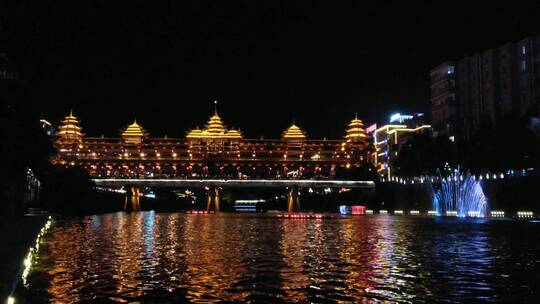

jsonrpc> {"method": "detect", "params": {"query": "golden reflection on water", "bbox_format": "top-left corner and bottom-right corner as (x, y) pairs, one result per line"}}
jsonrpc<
(279, 218), (309, 302)
(21, 213), (530, 303)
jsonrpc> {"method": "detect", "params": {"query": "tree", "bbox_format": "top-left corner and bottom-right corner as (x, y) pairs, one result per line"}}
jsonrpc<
(461, 116), (539, 173)
(0, 74), (53, 215)
(394, 133), (456, 176)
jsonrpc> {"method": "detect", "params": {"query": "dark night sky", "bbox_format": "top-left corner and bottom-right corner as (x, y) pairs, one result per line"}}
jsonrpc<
(2, 1), (540, 138)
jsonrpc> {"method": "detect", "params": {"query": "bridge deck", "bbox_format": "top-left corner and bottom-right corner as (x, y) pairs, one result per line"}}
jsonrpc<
(92, 178), (375, 188)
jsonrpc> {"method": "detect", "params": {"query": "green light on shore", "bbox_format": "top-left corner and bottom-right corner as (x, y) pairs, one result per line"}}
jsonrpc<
(22, 216), (53, 287)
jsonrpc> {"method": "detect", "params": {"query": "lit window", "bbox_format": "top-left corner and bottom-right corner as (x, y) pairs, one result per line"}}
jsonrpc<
(522, 46), (526, 55)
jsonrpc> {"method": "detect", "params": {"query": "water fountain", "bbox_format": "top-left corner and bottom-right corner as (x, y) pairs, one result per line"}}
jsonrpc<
(429, 168), (488, 217)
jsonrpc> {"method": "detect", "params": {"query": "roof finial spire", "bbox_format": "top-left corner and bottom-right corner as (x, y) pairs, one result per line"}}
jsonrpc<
(355, 112), (358, 119)
(214, 100), (218, 115)
(134, 117), (137, 124)
(70, 109), (73, 117)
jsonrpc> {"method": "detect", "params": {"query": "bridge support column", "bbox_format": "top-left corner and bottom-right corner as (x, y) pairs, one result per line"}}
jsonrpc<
(206, 187), (220, 212)
(287, 187), (300, 212)
(124, 186), (141, 212)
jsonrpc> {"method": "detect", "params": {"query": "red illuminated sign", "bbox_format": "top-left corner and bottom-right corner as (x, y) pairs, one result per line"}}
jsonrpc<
(351, 205), (366, 215)
(366, 124), (377, 133)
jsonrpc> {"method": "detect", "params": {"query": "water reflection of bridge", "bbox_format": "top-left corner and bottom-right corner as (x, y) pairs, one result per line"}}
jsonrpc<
(93, 178), (375, 212)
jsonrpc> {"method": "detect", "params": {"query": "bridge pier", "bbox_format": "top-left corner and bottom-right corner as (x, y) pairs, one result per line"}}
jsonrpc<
(206, 186), (220, 212)
(287, 187), (300, 212)
(124, 186), (141, 212)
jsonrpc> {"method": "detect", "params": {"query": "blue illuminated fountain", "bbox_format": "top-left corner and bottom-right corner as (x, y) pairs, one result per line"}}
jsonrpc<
(429, 168), (488, 217)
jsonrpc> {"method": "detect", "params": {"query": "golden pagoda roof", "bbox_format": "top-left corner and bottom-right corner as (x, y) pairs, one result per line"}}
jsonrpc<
(345, 115), (367, 140)
(61, 110), (80, 125)
(57, 110), (83, 140)
(206, 113), (226, 134)
(186, 128), (205, 139)
(282, 123), (306, 140)
(223, 128), (243, 139)
(122, 120), (148, 138)
(186, 106), (243, 140)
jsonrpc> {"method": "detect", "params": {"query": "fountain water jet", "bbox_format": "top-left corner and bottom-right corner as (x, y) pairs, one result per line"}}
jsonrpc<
(429, 168), (488, 217)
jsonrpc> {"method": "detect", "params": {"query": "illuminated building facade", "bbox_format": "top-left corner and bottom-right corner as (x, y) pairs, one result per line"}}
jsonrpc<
(53, 108), (371, 179)
(373, 113), (431, 179)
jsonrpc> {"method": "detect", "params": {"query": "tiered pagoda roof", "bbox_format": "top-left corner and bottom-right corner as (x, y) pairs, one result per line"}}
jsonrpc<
(57, 110), (83, 142)
(121, 120), (148, 144)
(186, 110), (243, 140)
(55, 105), (370, 146)
(282, 123), (306, 141)
(345, 115), (367, 142)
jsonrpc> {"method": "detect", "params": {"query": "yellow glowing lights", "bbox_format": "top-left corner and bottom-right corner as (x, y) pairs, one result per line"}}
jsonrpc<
(186, 110), (243, 140)
(282, 123), (306, 141)
(517, 211), (533, 218)
(121, 120), (148, 144)
(490, 211), (505, 217)
(345, 115), (367, 141)
(57, 111), (83, 142)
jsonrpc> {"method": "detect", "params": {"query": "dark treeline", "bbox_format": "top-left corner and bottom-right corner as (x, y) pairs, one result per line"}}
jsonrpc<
(0, 72), (97, 215)
(1, 76), (51, 215)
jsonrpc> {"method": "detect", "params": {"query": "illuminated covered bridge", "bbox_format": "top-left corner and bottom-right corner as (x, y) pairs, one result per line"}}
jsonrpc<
(52, 104), (375, 211)
(53, 106), (373, 179)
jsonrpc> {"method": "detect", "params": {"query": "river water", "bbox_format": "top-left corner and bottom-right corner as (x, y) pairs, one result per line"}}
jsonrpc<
(17, 212), (540, 303)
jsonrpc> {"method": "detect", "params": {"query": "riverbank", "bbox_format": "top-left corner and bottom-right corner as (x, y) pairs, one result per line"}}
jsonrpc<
(0, 214), (49, 302)
(374, 176), (540, 212)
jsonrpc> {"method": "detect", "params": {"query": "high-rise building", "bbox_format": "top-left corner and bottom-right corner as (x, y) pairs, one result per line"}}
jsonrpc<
(431, 33), (540, 140)
(430, 62), (456, 138)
